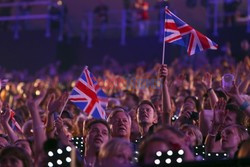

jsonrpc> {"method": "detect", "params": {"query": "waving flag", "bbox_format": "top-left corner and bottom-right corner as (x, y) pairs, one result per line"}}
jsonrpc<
(164, 7), (218, 55)
(10, 109), (23, 134)
(69, 67), (108, 119)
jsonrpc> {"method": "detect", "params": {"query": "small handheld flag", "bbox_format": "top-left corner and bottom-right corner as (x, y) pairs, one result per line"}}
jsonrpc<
(69, 67), (108, 119)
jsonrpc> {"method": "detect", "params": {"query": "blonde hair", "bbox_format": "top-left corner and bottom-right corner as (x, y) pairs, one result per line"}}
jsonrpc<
(99, 138), (132, 160)
(107, 107), (131, 125)
(179, 124), (203, 145)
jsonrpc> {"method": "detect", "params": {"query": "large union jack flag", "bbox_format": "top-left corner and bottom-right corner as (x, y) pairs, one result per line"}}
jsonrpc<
(69, 67), (108, 119)
(164, 7), (218, 55)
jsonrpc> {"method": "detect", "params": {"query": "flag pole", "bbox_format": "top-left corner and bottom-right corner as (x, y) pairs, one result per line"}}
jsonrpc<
(59, 98), (69, 117)
(161, 6), (167, 65)
(162, 37), (166, 65)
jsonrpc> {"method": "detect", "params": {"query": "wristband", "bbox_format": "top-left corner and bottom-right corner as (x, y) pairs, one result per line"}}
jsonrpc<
(240, 101), (250, 111)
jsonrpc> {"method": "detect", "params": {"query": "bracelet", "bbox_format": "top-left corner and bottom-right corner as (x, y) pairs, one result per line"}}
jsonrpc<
(240, 101), (250, 111)
(207, 88), (213, 94)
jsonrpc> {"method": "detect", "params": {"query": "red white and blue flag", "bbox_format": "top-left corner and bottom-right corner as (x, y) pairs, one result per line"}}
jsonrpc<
(164, 7), (218, 55)
(69, 67), (108, 119)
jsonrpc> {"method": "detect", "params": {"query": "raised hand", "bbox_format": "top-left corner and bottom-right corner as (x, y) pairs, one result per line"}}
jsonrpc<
(225, 82), (239, 98)
(159, 64), (169, 81)
(47, 92), (68, 115)
(212, 98), (227, 126)
(55, 117), (64, 132)
(0, 104), (11, 124)
(26, 88), (47, 111)
(202, 72), (212, 89)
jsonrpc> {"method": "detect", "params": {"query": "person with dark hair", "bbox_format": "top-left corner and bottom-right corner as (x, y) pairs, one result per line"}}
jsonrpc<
(121, 90), (140, 111)
(136, 100), (157, 137)
(83, 119), (111, 167)
(0, 146), (33, 167)
(173, 95), (201, 128)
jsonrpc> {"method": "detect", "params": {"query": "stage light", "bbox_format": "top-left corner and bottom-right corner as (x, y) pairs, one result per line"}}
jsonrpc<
(154, 159), (160, 165)
(48, 162), (53, 167)
(167, 150), (173, 156)
(165, 158), (171, 164)
(57, 159), (62, 165)
(156, 151), (162, 157)
(66, 146), (72, 152)
(176, 158), (182, 163)
(57, 149), (63, 154)
(48, 151), (53, 157)
(66, 157), (71, 163)
(178, 149), (184, 155)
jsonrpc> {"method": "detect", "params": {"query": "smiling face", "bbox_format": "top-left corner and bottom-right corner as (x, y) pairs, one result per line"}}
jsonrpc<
(85, 123), (110, 151)
(111, 111), (131, 139)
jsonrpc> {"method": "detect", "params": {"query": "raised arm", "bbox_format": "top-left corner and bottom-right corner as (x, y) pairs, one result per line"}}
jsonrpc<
(26, 92), (47, 161)
(205, 98), (227, 152)
(238, 74), (250, 94)
(159, 64), (172, 125)
(202, 72), (218, 108)
(226, 82), (250, 117)
(46, 93), (68, 138)
(0, 102), (18, 143)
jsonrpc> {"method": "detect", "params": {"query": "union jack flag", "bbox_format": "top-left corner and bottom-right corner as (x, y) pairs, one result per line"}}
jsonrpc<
(164, 7), (218, 55)
(69, 67), (108, 119)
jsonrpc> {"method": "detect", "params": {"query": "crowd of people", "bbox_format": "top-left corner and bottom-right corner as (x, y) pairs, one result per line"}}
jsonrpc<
(0, 52), (249, 166)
